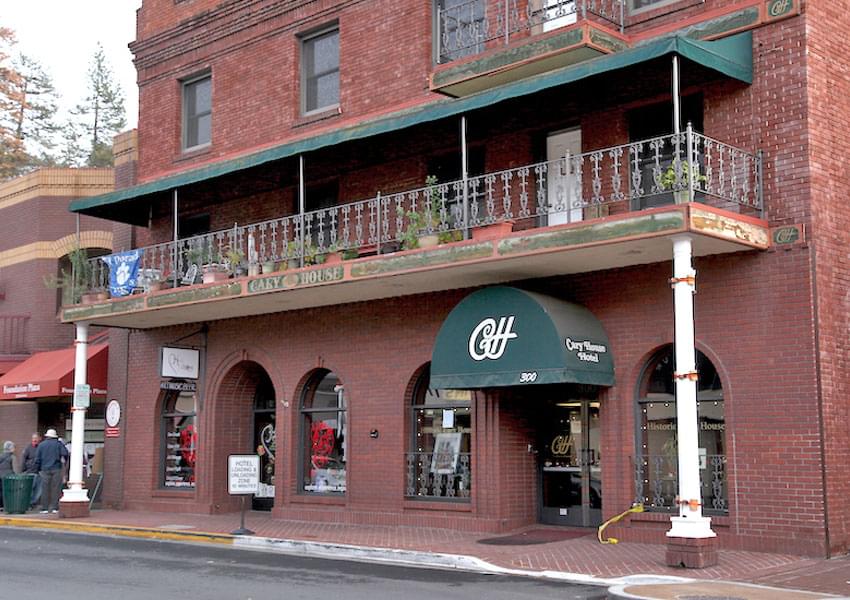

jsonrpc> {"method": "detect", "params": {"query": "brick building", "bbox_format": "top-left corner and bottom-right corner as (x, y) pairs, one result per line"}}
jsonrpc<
(63, 0), (848, 563)
(0, 168), (115, 457)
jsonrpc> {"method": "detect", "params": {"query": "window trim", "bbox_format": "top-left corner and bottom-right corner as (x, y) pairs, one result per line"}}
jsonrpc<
(300, 24), (340, 117)
(181, 72), (212, 152)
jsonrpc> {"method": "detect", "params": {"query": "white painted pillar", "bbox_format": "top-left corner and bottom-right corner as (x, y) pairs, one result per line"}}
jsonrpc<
(61, 321), (90, 503)
(667, 236), (714, 539)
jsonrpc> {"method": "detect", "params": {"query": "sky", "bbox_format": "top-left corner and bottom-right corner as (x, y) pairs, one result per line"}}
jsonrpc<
(3, 0), (142, 128)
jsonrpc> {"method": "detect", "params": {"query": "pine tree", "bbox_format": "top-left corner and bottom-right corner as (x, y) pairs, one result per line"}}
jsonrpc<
(73, 43), (127, 167)
(9, 54), (60, 163)
(0, 27), (27, 180)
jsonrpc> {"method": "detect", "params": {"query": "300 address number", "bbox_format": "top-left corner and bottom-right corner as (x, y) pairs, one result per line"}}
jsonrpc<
(519, 371), (538, 383)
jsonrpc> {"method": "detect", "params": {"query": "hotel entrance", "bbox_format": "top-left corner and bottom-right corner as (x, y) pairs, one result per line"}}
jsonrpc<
(538, 397), (601, 527)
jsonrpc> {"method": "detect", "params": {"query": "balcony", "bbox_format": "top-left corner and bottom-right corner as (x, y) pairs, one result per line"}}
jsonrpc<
(433, 0), (627, 96)
(61, 129), (768, 329)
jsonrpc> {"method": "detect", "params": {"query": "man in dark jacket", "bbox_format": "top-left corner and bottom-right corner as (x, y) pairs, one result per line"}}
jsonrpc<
(35, 429), (68, 514)
(21, 433), (41, 509)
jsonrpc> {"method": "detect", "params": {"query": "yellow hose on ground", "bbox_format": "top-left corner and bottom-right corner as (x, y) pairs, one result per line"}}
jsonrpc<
(597, 504), (644, 544)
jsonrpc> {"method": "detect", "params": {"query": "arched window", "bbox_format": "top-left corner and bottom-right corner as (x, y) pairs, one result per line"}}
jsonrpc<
(300, 370), (346, 494)
(253, 374), (276, 510)
(160, 385), (198, 489)
(406, 365), (472, 501)
(635, 346), (727, 513)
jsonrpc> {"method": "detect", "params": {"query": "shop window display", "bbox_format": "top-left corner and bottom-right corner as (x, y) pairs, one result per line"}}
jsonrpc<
(160, 386), (198, 489)
(635, 346), (727, 513)
(300, 370), (346, 494)
(406, 366), (472, 501)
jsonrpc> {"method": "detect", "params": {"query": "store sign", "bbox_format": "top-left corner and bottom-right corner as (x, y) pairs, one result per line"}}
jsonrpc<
(161, 347), (200, 379)
(2, 383), (41, 396)
(564, 338), (608, 364)
(160, 380), (197, 392)
(246, 266), (344, 295)
(228, 454), (260, 495)
(468, 316), (518, 361)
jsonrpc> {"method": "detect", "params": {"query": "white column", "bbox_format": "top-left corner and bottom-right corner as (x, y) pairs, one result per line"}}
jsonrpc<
(61, 321), (90, 503)
(667, 236), (714, 539)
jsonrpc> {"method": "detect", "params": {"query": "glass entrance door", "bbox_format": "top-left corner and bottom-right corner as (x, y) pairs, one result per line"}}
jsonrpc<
(539, 400), (601, 527)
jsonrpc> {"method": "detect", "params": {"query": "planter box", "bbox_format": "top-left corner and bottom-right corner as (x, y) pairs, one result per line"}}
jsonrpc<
(81, 291), (109, 304)
(202, 269), (230, 284)
(472, 220), (515, 241)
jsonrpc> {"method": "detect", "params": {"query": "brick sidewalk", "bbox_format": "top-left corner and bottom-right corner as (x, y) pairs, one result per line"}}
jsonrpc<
(8, 509), (850, 597)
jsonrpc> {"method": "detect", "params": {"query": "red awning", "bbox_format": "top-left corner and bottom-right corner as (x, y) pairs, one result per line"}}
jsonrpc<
(0, 359), (25, 377)
(0, 343), (108, 400)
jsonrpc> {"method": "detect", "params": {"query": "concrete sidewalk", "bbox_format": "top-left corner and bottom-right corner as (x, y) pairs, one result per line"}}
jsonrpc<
(1, 509), (848, 599)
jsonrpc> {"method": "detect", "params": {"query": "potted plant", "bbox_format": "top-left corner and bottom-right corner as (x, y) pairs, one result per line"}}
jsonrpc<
(45, 245), (95, 305)
(660, 161), (707, 204)
(261, 259), (277, 274)
(201, 247), (229, 283)
(398, 176), (453, 250)
(226, 247), (247, 277)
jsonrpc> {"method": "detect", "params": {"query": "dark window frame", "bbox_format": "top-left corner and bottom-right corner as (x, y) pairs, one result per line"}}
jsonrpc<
(300, 25), (340, 116)
(298, 369), (347, 496)
(182, 73), (212, 151)
(159, 384), (198, 490)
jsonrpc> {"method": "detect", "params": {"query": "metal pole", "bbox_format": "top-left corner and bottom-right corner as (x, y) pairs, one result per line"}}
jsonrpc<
(672, 56), (681, 136)
(686, 122), (694, 203)
(667, 236), (715, 540)
(461, 116), (469, 239)
(756, 149), (765, 220)
(376, 191), (382, 255)
(173, 189), (179, 288)
(60, 321), (91, 507)
(504, 0), (510, 45)
(299, 155), (306, 269)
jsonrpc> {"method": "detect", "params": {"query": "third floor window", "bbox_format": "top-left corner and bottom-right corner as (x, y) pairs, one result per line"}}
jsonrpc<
(183, 74), (211, 150)
(301, 27), (339, 115)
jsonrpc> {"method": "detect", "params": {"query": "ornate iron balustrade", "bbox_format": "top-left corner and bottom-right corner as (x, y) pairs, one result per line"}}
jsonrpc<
(633, 453), (728, 514)
(405, 451), (472, 500)
(437, 0), (624, 63)
(81, 129), (762, 296)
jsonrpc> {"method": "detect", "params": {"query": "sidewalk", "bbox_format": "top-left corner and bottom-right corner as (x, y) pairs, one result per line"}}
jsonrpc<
(2, 509), (848, 599)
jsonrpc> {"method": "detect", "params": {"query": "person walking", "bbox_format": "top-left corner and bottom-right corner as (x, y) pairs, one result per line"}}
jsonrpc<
(21, 433), (42, 509)
(0, 441), (21, 512)
(35, 429), (68, 514)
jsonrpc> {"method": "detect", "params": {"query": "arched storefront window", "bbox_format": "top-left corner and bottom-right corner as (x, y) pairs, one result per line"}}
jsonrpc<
(406, 365), (472, 501)
(300, 370), (346, 494)
(253, 374), (276, 510)
(635, 346), (727, 513)
(160, 385), (198, 489)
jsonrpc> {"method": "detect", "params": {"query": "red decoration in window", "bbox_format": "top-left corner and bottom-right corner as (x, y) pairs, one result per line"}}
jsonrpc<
(180, 424), (198, 467)
(311, 421), (334, 468)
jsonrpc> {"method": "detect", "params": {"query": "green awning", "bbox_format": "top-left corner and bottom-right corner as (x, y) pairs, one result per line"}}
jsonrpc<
(72, 32), (752, 221)
(430, 287), (614, 389)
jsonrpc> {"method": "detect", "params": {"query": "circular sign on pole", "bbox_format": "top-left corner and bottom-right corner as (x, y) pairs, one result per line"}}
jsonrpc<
(106, 400), (121, 427)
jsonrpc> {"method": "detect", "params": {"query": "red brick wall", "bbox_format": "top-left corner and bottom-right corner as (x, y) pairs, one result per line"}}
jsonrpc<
(0, 401), (38, 464)
(804, 0), (850, 557)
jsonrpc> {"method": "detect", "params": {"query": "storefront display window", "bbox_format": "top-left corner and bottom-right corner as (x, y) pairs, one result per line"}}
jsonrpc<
(253, 376), (276, 509)
(635, 346), (727, 513)
(300, 370), (346, 494)
(160, 383), (198, 489)
(406, 366), (472, 501)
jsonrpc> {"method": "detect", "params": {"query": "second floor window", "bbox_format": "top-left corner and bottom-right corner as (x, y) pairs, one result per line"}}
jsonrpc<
(301, 27), (339, 115)
(183, 74), (211, 150)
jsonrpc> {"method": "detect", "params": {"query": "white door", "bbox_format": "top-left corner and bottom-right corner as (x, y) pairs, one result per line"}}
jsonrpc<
(542, 0), (578, 32)
(546, 128), (582, 225)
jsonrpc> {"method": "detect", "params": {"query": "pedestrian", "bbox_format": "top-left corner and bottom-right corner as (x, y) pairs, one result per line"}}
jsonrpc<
(21, 433), (42, 509)
(0, 440), (21, 512)
(34, 429), (68, 514)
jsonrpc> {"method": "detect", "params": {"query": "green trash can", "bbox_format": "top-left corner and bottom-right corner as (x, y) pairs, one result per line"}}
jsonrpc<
(2, 474), (35, 514)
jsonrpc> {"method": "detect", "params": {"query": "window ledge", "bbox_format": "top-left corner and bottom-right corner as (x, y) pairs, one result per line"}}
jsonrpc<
(403, 499), (472, 512)
(176, 143), (212, 163)
(152, 488), (196, 498)
(294, 105), (341, 129)
(289, 493), (346, 506)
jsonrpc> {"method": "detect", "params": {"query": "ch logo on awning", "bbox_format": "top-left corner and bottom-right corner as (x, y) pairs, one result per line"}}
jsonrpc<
(468, 316), (518, 361)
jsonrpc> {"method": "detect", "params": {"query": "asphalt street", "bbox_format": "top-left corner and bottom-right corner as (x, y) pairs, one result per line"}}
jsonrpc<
(0, 528), (608, 600)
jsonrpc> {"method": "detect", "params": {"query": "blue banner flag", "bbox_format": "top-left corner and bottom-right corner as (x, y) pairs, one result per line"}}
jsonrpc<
(101, 250), (142, 297)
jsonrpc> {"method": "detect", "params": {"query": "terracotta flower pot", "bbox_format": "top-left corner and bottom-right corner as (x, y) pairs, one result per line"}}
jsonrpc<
(472, 220), (515, 241)
(417, 234), (440, 249)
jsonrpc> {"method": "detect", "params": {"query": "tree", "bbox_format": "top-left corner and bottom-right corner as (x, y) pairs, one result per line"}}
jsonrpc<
(8, 54), (60, 163)
(0, 27), (27, 180)
(73, 43), (127, 167)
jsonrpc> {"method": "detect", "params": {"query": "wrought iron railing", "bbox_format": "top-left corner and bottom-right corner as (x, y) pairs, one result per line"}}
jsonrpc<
(80, 128), (762, 297)
(437, 0), (624, 63)
(633, 453), (728, 514)
(405, 451), (472, 500)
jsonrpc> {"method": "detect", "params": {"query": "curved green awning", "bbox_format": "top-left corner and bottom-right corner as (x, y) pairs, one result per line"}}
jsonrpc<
(430, 287), (614, 389)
